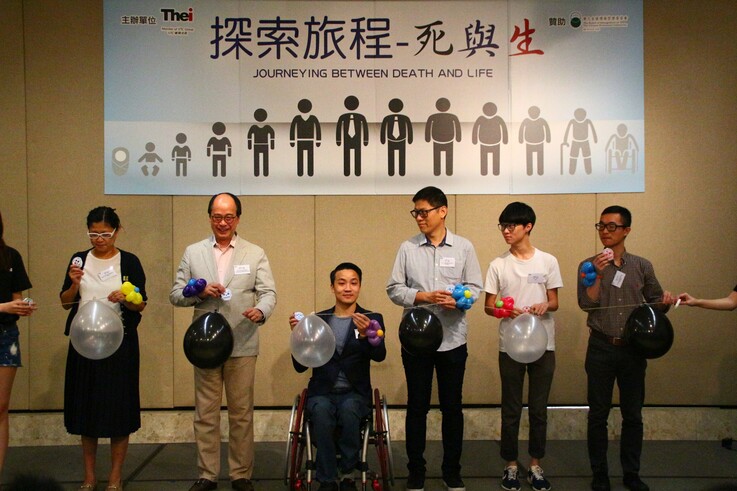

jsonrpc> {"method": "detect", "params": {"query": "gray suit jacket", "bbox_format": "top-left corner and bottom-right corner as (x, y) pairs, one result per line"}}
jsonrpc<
(170, 235), (277, 357)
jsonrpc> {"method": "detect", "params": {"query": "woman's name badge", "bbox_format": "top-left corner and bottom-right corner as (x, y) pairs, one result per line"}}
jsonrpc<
(98, 267), (117, 282)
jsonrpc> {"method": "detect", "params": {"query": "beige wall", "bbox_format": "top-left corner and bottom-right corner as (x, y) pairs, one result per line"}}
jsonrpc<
(1, 1), (735, 411)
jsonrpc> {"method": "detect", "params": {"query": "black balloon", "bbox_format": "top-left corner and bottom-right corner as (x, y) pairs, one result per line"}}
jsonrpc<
(624, 304), (674, 359)
(183, 311), (234, 368)
(399, 308), (444, 356)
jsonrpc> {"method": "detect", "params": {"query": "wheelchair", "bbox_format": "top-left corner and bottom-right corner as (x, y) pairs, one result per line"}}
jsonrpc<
(284, 388), (394, 490)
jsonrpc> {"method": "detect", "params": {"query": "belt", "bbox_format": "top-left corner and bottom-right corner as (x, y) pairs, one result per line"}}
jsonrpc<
(589, 328), (627, 346)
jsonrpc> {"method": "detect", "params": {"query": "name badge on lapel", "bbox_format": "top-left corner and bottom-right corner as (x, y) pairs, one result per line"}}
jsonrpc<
(234, 264), (251, 275)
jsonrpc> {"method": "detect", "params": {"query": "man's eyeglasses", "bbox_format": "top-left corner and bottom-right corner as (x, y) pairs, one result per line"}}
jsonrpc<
(498, 223), (521, 232)
(410, 206), (441, 219)
(87, 229), (116, 239)
(595, 222), (627, 232)
(210, 214), (237, 224)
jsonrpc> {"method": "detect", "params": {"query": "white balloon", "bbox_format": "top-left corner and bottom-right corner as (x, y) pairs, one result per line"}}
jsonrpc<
(290, 314), (336, 368)
(70, 299), (124, 360)
(502, 313), (548, 364)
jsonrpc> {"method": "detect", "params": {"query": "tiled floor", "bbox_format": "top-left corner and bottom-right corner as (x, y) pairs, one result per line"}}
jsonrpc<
(3, 440), (737, 490)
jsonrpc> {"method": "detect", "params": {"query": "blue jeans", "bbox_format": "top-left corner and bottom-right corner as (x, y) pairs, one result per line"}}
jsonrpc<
(401, 343), (467, 479)
(306, 391), (370, 483)
(585, 335), (647, 476)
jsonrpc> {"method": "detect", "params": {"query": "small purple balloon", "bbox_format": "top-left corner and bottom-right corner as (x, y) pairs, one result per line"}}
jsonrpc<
(183, 284), (195, 298)
(194, 278), (207, 293)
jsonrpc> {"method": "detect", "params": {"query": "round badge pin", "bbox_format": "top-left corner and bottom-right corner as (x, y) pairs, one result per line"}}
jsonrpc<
(221, 288), (232, 301)
(294, 311), (305, 322)
(72, 257), (83, 268)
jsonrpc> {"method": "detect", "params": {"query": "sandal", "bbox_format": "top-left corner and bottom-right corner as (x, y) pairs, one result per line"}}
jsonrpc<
(105, 484), (123, 491)
(79, 484), (97, 491)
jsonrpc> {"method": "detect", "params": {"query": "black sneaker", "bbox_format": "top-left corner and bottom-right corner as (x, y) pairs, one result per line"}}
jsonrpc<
(501, 466), (521, 491)
(442, 475), (466, 491)
(339, 478), (358, 491)
(623, 473), (649, 491)
(591, 472), (611, 491)
(406, 473), (425, 491)
(527, 465), (551, 491)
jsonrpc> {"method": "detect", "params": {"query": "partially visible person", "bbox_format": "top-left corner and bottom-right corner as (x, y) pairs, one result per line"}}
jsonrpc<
(289, 262), (386, 491)
(483, 202), (562, 491)
(386, 186), (483, 491)
(577, 205), (674, 491)
(0, 211), (35, 478)
(676, 286), (737, 311)
(60, 206), (147, 491)
(170, 192), (277, 491)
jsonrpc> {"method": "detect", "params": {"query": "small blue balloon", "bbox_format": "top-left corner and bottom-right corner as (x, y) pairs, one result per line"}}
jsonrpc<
(452, 284), (465, 300)
(581, 262), (596, 274)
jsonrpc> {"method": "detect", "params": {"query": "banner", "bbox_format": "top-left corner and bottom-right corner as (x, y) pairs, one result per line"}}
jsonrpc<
(104, 0), (644, 195)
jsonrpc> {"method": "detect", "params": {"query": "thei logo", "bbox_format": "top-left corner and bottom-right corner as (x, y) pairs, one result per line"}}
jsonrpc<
(161, 7), (193, 22)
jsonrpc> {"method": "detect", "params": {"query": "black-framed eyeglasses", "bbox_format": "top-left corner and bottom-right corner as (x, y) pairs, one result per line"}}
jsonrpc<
(210, 214), (237, 224)
(498, 223), (521, 232)
(87, 229), (116, 239)
(410, 206), (441, 219)
(595, 222), (627, 232)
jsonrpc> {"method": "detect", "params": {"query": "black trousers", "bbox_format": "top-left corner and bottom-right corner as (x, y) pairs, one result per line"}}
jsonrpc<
(585, 335), (647, 476)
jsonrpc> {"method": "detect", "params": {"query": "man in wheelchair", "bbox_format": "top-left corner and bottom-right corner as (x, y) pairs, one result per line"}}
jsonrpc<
(289, 263), (387, 491)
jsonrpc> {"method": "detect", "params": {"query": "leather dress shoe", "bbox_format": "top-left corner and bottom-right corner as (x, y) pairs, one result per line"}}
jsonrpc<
(188, 478), (218, 491)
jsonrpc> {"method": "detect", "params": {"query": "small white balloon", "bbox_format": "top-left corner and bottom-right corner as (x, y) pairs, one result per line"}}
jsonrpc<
(290, 314), (336, 368)
(502, 313), (548, 364)
(70, 299), (124, 360)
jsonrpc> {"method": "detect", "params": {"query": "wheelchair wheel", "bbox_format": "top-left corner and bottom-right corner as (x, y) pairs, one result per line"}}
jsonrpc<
(372, 389), (393, 491)
(285, 389), (312, 490)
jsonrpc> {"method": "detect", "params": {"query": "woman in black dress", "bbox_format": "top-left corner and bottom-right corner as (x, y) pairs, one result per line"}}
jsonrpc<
(60, 207), (146, 491)
(0, 211), (35, 477)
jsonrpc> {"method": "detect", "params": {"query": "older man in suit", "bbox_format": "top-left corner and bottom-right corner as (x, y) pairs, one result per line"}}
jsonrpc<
(170, 192), (277, 491)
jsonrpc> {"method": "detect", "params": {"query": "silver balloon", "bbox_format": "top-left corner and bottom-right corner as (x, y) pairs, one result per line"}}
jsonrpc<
(502, 313), (548, 364)
(70, 299), (124, 360)
(290, 314), (336, 368)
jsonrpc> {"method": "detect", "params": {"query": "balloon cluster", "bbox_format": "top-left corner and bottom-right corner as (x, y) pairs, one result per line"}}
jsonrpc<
(491, 296), (515, 318)
(366, 319), (384, 346)
(449, 283), (476, 310)
(183, 278), (207, 298)
(120, 281), (143, 305)
(580, 262), (599, 287)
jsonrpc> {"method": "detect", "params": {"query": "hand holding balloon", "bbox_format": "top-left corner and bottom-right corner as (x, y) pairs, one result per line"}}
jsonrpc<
(119, 281), (143, 305)
(492, 296), (515, 318)
(183, 278), (208, 298)
(365, 319), (384, 347)
(580, 262), (599, 287)
(450, 283), (477, 311)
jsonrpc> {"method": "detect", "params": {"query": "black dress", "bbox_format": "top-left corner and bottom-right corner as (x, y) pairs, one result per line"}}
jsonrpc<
(61, 249), (146, 438)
